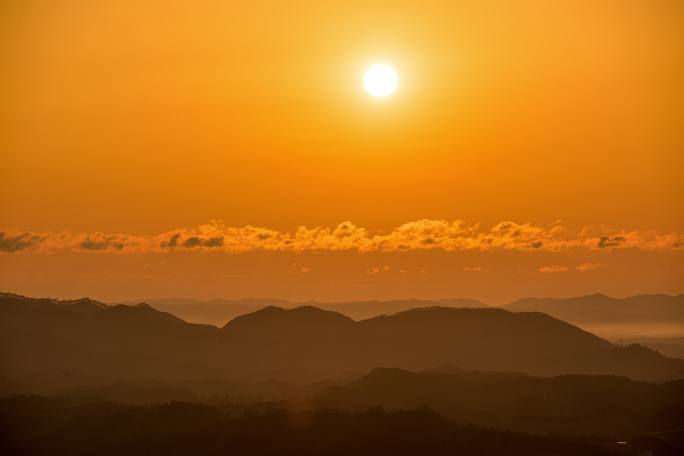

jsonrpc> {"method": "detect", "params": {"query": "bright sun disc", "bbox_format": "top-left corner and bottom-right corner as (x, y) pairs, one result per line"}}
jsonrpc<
(363, 63), (398, 97)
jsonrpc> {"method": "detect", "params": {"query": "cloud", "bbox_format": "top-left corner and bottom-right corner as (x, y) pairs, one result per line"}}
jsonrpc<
(597, 236), (626, 248)
(539, 265), (569, 273)
(160, 233), (181, 248)
(79, 235), (125, 251)
(1, 220), (682, 254)
(576, 262), (601, 272)
(203, 237), (224, 247)
(183, 237), (202, 248)
(366, 265), (390, 275)
(0, 232), (45, 253)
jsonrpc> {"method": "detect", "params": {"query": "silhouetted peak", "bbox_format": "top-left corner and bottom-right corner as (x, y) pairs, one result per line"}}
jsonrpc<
(583, 292), (609, 299)
(0, 292), (111, 315)
(98, 302), (186, 325)
(355, 368), (416, 385)
(106, 303), (145, 312)
(437, 298), (488, 308)
(627, 293), (684, 303)
(574, 293), (622, 303)
(224, 305), (353, 328)
(388, 305), (507, 319)
(291, 305), (352, 317)
(220, 305), (356, 346)
(62, 298), (108, 314)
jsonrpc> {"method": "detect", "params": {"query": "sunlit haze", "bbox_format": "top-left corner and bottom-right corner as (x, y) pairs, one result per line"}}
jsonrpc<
(1, 0), (682, 304)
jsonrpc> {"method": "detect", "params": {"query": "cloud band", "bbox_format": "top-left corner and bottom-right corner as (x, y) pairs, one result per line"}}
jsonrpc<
(1, 220), (682, 254)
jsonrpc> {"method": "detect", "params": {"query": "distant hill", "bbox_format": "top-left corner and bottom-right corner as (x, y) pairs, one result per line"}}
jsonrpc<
(139, 297), (488, 326)
(323, 298), (487, 321)
(505, 293), (684, 325)
(2, 293), (683, 395)
(143, 293), (684, 332)
(137, 297), (291, 326)
(503, 293), (684, 356)
(316, 367), (684, 438)
(219, 305), (684, 382)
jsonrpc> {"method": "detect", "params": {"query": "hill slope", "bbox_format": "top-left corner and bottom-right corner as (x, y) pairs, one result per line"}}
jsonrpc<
(505, 293), (684, 325)
(316, 367), (684, 438)
(2, 293), (683, 394)
(219, 305), (684, 382)
(141, 297), (488, 326)
(0, 293), (221, 392)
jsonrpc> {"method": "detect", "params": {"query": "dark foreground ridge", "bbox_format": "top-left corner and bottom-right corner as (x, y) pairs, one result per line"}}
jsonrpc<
(316, 367), (684, 437)
(3, 366), (682, 440)
(0, 396), (671, 456)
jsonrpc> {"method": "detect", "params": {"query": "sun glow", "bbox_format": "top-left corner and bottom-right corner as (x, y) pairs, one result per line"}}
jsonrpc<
(363, 63), (398, 98)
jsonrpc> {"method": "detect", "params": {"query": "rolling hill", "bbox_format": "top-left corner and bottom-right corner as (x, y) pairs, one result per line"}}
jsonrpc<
(2, 292), (683, 396)
(505, 293), (684, 325)
(138, 297), (488, 326)
(316, 367), (684, 438)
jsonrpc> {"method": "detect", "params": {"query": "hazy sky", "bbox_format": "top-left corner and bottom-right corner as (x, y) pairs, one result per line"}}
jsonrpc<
(1, 0), (683, 302)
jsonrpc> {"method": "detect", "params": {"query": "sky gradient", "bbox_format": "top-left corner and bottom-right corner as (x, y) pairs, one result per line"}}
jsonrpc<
(1, 0), (683, 303)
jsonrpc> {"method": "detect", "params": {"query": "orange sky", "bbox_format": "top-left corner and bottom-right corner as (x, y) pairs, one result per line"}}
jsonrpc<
(1, 0), (683, 303)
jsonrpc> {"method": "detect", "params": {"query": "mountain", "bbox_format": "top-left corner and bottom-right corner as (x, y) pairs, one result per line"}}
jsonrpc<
(504, 293), (684, 357)
(0, 293), (108, 314)
(323, 298), (487, 321)
(218, 305), (684, 382)
(137, 297), (290, 326)
(0, 292), (221, 393)
(142, 293), (684, 331)
(140, 297), (488, 326)
(315, 367), (684, 438)
(2, 293), (684, 396)
(505, 293), (684, 325)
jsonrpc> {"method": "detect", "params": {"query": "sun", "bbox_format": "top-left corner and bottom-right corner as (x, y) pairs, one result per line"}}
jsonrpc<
(363, 63), (398, 98)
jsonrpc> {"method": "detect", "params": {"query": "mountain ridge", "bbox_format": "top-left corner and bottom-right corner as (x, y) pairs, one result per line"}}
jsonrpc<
(315, 366), (684, 437)
(122, 292), (684, 328)
(2, 292), (683, 394)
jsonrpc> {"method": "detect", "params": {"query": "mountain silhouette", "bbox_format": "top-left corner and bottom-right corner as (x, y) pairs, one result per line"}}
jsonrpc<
(141, 293), (684, 330)
(0, 397), (633, 456)
(0, 293), (221, 392)
(505, 293), (684, 325)
(218, 305), (684, 382)
(139, 297), (488, 326)
(316, 367), (684, 437)
(2, 292), (683, 396)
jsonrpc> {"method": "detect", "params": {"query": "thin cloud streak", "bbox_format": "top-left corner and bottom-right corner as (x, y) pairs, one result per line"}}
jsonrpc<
(576, 262), (602, 272)
(539, 265), (570, 274)
(1, 219), (683, 254)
